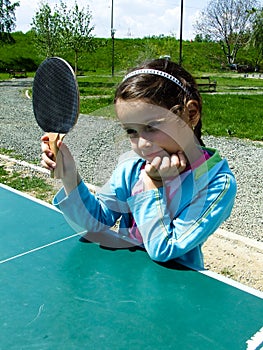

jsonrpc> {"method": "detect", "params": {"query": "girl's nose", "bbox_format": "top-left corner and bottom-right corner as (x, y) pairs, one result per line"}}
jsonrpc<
(137, 134), (152, 149)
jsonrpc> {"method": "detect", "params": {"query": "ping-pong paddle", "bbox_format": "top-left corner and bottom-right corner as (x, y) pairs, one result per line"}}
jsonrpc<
(32, 57), (79, 178)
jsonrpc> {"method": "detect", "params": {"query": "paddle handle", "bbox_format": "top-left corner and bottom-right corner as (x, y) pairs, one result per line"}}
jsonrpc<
(48, 132), (65, 179)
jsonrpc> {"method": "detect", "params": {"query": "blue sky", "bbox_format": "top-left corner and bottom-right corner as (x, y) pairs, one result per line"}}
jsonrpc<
(15, 0), (211, 40)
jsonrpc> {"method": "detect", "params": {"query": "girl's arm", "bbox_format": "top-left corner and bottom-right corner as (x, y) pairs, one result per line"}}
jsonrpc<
(53, 180), (122, 233)
(41, 135), (124, 232)
(127, 170), (237, 265)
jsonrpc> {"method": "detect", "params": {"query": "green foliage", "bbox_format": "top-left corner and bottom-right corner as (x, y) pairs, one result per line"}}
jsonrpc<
(0, 31), (39, 72)
(248, 7), (263, 66)
(193, 0), (261, 65)
(31, 2), (62, 57)
(194, 34), (213, 42)
(31, 0), (96, 73)
(59, 1), (96, 73)
(0, 32), (261, 73)
(0, 0), (20, 43)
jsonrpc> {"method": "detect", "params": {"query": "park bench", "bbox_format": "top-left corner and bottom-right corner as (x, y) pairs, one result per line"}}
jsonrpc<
(9, 69), (27, 78)
(195, 76), (217, 92)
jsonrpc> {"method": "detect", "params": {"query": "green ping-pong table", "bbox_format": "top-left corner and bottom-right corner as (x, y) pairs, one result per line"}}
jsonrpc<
(0, 183), (262, 350)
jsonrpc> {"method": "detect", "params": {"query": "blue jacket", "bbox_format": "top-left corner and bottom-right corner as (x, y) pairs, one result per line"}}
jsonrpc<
(54, 147), (236, 268)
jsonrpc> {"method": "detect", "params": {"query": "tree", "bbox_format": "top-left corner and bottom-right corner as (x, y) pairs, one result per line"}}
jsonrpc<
(58, 0), (95, 74)
(194, 34), (213, 43)
(32, 1), (95, 73)
(248, 7), (263, 66)
(0, 0), (20, 44)
(31, 2), (62, 57)
(194, 0), (260, 64)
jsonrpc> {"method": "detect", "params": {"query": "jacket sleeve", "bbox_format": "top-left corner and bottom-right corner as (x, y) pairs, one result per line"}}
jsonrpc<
(127, 171), (237, 263)
(53, 179), (126, 233)
(52, 153), (140, 233)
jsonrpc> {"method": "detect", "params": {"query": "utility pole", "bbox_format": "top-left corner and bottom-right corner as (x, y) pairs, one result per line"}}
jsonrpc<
(179, 0), (183, 65)
(111, 0), (115, 77)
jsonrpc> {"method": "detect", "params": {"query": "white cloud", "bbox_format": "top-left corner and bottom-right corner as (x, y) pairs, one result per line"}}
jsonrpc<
(15, 0), (37, 32)
(14, 0), (208, 40)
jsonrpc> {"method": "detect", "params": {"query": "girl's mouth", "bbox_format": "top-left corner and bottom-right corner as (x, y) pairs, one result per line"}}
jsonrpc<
(143, 151), (164, 161)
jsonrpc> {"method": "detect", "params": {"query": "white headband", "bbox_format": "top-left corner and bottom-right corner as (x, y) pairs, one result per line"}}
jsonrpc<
(123, 68), (190, 94)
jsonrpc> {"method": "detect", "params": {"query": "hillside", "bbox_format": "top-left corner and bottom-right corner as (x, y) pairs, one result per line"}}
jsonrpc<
(0, 31), (260, 74)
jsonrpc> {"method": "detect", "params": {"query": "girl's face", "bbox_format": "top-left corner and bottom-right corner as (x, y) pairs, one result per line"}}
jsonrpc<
(115, 99), (194, 163)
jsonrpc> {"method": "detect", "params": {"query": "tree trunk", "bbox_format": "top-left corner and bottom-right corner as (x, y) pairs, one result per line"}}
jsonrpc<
(74, 50), (78, 75)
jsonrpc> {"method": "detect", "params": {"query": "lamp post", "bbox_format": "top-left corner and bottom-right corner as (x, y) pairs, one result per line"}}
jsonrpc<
(111, 0), (115, 77)
(179, 0), (183, 65)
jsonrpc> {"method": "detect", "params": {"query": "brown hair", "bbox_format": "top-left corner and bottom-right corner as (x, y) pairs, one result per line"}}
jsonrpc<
(115, 59), (204, 146)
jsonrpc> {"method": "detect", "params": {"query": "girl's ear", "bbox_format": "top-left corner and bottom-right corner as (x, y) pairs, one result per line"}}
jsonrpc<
(186, 100), (200, 128)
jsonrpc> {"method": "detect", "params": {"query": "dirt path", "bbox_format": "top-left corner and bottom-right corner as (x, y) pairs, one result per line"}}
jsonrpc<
(203, 229), (263, 292)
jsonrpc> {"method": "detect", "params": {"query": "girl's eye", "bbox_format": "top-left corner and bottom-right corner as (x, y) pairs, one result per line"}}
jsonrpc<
(145, 125), (157, 132)
(145, 121), (161, 132)
(125, 129), (138, 138)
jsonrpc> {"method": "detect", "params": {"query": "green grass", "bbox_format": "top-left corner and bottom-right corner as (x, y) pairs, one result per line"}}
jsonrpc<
(202, 94), (262, 140)
(0, 148), (14, 156)
(0, 147), (40, 164)
(1, 70), (262, 140)
(220, 267), (235, 278)
(75, 73), (263, 141)
(0, 165), (54, 201)
(80, 96), (114, 114)
(209, 75), (263, 92)
(78, 76), (116, 111)
(1, 32), (261, 73)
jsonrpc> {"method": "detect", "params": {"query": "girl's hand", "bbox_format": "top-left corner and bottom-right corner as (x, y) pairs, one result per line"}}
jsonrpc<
(41, 134), (57, 171)
(143, 151), (187, 190)
(41, 134), (81, 194)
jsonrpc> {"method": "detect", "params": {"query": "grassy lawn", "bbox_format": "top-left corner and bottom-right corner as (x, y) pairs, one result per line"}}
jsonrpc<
(0, 164), (55, 201)
(202, 94), (262, 140)
(0, 70), (262, 199)
(0, 70), (262, 141)
(76, 72), (263, 141)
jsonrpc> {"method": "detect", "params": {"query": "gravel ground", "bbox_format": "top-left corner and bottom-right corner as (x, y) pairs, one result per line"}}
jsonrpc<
(0, 78), (262, 243)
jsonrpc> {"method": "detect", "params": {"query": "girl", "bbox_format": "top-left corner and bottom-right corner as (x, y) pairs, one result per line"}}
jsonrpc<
(41, 58), (237, 269)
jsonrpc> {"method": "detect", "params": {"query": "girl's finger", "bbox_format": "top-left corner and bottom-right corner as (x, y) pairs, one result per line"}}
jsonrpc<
(145, 162), (161, 180)
(57, 140), (63, 148)
(170, 154), (180, 168)
(41, 152), (56, 169)
(41, 143), (53, 159)
(177, 151), (187, 170)
(150, 156), (162, 169)
(41, 134), (49, 142)
(41, 159), (55, 171)
(158, 156), (170, 171)
(41, 135), (51, 153)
